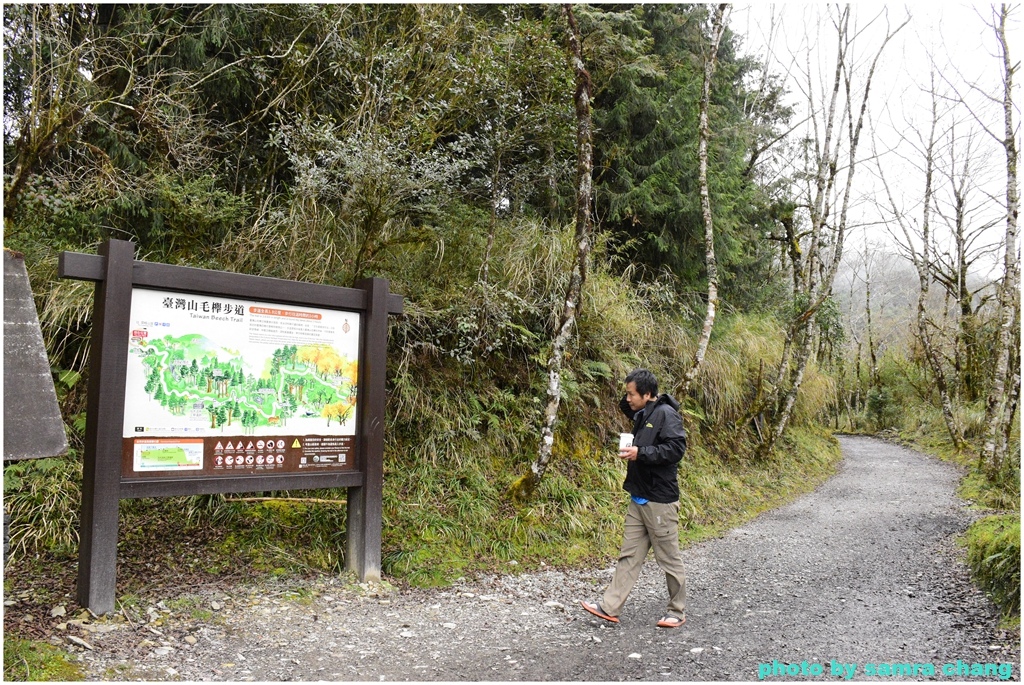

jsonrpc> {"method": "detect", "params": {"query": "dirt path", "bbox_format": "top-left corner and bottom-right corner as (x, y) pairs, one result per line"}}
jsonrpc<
(73, 436), (1018, 681)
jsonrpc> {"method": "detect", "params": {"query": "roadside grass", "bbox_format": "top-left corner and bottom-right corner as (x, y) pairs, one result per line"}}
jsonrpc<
(3, 638), (84, 682)
(378, 418), (839, 587)
(3, 456), (82, 560)
(962, 514), (1021, 626)
(2, 395), (843, 599)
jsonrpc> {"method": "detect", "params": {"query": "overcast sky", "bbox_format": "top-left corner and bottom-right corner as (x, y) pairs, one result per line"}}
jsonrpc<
(731, 3), (1020, 279)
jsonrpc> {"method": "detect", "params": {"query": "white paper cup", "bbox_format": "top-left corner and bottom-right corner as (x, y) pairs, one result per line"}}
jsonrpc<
(619, 433), (634, 449)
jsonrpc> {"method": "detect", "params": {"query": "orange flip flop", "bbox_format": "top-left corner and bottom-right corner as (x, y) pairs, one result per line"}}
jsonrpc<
(580, 601), (620, 623)
(656, 615), (685, 628)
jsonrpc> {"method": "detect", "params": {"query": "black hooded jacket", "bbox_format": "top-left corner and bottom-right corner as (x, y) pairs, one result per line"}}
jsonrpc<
(619, 393), (687, 503)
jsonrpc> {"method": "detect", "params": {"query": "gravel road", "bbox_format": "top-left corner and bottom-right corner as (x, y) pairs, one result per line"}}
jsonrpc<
(65, 436), (1018, 681)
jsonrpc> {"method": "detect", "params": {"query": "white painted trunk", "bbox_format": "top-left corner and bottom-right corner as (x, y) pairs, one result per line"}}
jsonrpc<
(681, 4), (728, 397)
(529, 4), (593, 491)
(981, 4), (1020, 471)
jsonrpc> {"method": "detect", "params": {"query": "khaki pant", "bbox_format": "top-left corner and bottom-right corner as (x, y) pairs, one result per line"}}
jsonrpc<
(602, 500), (686, 619)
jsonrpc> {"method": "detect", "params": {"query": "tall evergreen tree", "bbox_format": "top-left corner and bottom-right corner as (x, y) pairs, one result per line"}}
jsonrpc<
(590, 5), (787, 308)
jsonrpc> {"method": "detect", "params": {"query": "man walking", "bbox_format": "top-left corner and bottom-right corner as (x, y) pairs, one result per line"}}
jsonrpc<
(581, 368), (688, 627)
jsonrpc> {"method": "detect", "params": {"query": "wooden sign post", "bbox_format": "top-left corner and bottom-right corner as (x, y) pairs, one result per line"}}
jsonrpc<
(60, 239), (402, 614)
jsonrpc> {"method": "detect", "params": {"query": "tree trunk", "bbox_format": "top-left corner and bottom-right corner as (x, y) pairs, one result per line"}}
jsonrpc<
(998, 326), (1020, 473)
(951, 146), (975, 401)
(864, 246), (880, 391)
(981, 3), (1020, 472)
(767, 322), (816, 450)
(680, 4), (729, 397)
(917, 291), (965, 450)
(513, 4), (593, 499)
(854, 339), (863, 413)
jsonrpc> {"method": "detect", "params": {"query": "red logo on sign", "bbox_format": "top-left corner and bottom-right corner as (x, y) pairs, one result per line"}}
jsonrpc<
(132, 330), (148, 338)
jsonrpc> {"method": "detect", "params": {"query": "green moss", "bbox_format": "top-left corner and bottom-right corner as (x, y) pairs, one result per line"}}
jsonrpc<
(3, 638), (84, 682)
(963, 514), (1021, 620)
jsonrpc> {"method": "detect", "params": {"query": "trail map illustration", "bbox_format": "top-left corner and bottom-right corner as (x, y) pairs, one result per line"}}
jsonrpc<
(131, 333), (357, 432)
(122, 288), (360, 476)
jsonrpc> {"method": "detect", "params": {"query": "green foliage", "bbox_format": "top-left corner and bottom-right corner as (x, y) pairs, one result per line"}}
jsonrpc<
(590, 5), (789, 308)
(4, 5), (254, 258)
(814, 296), (846, 361)
(3, 638), (84, 682)
(3, 456), (82, 559)
(866, 387), (898, 429)
(5, 2), (802, 424)
(119, 494), (350, 575)
(960, 461), (1022, 513)
(963, 515), (1021, 619)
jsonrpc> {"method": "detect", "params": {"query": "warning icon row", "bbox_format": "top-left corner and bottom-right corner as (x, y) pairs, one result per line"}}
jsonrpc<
(214, 439), (288, 451)
(214, 454), (285, 467)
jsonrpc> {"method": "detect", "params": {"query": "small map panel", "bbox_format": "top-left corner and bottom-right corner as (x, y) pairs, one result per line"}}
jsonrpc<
(133, 438), (203, 471)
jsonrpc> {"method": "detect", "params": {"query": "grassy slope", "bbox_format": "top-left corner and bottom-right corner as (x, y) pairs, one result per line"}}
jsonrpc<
(380, 422), (841, 586)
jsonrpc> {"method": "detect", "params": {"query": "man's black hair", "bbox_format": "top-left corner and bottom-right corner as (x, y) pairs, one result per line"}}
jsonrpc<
(625, 368), (658, 397)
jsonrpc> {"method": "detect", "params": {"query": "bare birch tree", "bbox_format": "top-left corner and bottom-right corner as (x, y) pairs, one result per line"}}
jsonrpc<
(756, 6), (908, 457)
(858, 238), (882, 393)
(514, 4), (594, 498)
(981, 3), (1021, 473)
(877, 76), (966, 450)
(680, 3), (730, 396)
(929, 126), (1003, 403)
(840, 251), (867, 425)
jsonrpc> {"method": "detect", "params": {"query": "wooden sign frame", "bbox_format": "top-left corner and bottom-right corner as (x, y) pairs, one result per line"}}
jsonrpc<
(60, 239), (402, 614)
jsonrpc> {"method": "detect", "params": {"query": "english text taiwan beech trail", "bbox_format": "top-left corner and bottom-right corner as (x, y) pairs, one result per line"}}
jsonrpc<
(80, 436), (1018, 681)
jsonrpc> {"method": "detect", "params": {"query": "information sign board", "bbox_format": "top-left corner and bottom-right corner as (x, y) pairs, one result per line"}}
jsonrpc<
(59, 240), (401, 615)
(121, 288), (361, 478)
